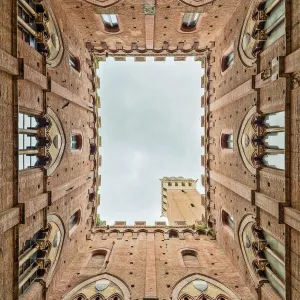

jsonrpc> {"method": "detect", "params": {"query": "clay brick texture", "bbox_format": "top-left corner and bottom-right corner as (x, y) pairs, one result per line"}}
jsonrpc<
(0, 0), (300, 299)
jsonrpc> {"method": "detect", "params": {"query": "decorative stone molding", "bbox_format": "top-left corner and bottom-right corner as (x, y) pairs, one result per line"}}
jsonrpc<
(171, 274), (240, 299)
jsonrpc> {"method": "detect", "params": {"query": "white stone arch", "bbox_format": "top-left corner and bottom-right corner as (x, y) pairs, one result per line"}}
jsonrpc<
(171, 274), (240, 300)
(62, 273), (130, 300)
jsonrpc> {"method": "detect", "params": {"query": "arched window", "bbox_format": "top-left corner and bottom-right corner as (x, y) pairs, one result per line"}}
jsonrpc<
(18, 113), (49, 170)
(182, 13), (200, 30)
(87, 250), (107, 269)
(18, 109), (65, 174)
(18, 228), (49, 295)
(238, 109), (285, 172)
(239, 0), (285, 66)
(239, 216), (285, 299)
(182, 250), (199, 267)
(222, 210), (234, 232)
(221, 133), (234, 149)
(69, 53), (81, 72)
(101, 14), (119, 31)
(17, 1), (49, 54)
(255, 111), (285, 170)
(71, 134), (82, 150)
(169, 230), (179, 239)
(69, 210), (81, 233)
(221, 50), (234, 73)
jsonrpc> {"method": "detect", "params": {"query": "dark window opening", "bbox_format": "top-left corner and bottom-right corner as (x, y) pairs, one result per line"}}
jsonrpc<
(69, 54), (81, 72)
(101, 14), (119, 31)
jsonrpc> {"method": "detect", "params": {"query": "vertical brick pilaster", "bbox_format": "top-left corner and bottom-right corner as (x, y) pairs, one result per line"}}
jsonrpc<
(145, 233), (157, 298)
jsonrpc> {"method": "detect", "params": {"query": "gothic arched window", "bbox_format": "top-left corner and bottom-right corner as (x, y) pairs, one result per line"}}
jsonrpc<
(69, 53), (81, 72)
(169, 230), (179, 239)
(18, 227), (50, 295)
(221, 44), (234, 73)
(69, 210), (81, 234)
(238, 109), (285, 172)
(182, 250), (199, 267)
(101, 14), (119, 31)
(18, 113), (49, 171)
(86, 250), (107, 269)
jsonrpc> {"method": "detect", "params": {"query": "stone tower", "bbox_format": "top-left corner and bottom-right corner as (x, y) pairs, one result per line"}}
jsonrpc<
(160, 177), (205, 226)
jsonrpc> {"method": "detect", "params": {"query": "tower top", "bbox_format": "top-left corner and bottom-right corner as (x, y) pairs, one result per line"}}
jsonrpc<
(160, 176), (198, 217)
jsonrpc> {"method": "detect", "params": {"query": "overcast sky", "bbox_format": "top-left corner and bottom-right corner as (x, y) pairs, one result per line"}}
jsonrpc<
(97, 56), (204, 225)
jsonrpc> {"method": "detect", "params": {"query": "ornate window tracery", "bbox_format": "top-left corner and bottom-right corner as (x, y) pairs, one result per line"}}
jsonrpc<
(239, 215), (285, 299)
(17, 0), (64, 67)
(18, 108), (66, 175)
(169, 230), (179, 238)
(239, 0), (286, 67)
(238, 109), (285, 173)
(101, 14), (119, 32)
(71, 134), (83, 150)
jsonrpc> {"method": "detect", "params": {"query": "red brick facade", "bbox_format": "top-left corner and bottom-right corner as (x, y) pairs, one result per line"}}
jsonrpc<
(0, 0), (299, 299)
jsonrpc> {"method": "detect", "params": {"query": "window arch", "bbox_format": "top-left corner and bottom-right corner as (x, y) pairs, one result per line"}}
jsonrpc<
(86, 250), (107, 269)
(69, 210), (81, 235)
(18, 108), (65, 174)
(169, 230), (179, 239)
(17, 0), (64, 66)
(239, 215), (285, 299)
(71, 134), (83, 151)
(181, 13), (200, 31)
(182, 250), (199, 267)
(221, 210), (234, 233)
(221, 44), (234, 74)
(45, 215), (65, 287)
(62, 275), (130, 300)
(239, 0), (285, 67)
(238, 109), (285, 172)
(101, 14), (119, 32)
(220, 131), (234, 151)
(71, 294), (87, 300)
(90, 294), (105, 300)
(69, 53), (81, 72)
